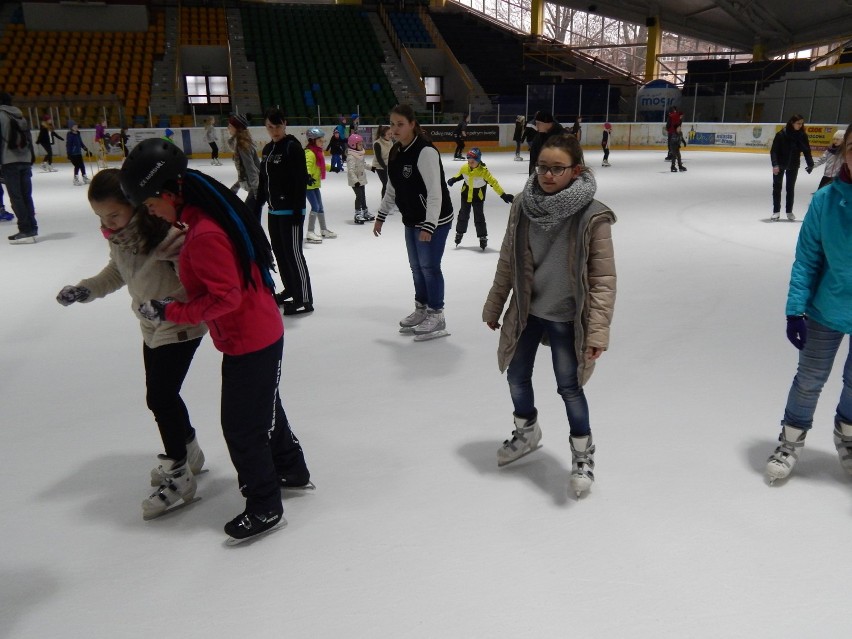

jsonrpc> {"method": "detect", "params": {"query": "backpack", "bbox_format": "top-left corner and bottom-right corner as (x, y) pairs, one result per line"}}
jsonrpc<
(6, 114), (31, 151)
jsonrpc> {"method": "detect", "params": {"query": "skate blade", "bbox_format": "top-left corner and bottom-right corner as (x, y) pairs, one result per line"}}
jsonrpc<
(283, 480), (316, 492)
(399, 326), (416, 334)
(413, 330), (450, 342)
(497, 444), (543, 467)
(142, 496), (202, 521)
(225, 518), (287, 547)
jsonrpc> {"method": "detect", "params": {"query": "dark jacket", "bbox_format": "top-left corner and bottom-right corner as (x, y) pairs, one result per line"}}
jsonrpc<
(528, 121), (566, 174)
(325, 137), (346, 155)
(770, 126), (814, 171)
(256, 135), (309, 215)
(36, 124), (63, 147)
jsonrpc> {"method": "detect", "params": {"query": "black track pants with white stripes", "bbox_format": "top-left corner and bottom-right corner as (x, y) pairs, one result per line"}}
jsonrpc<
(268, 212), (313, 305)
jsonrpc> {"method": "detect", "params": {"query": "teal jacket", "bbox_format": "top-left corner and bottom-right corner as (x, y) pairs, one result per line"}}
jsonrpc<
(787, 177), (852, 332)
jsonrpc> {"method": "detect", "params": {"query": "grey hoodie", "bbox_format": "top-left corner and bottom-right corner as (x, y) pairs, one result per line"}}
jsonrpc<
(0, 105), (35, 165)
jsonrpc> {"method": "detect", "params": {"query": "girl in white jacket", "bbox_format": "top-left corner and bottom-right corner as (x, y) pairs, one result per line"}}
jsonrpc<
(55, 169), (207, 520)
(810, 129), (845, 189)
(347, 133), (374, 224)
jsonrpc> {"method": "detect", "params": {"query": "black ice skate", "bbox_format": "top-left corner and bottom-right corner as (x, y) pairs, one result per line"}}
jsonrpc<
(225, 509), (286, 545)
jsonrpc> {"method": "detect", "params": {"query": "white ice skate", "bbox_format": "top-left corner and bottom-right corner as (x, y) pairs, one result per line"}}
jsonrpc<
(569, 434), (595, 497)
(73, 176), (82, 186)
(142, 457), (198, 520)
(514, 155), (524, 162)
(399, 302), (427, 334)
(497, 413), (542, 466)
(151, 436), (206, 486)
(321, 229), (338, 239)
(413, 308), (449, 341)
(833, 420), (852, 476)
(305, 231), (323, 244)
(766, 424), (807, 485)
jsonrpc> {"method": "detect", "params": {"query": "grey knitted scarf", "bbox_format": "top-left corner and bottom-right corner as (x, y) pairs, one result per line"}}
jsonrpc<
(522, 169), (597, 231)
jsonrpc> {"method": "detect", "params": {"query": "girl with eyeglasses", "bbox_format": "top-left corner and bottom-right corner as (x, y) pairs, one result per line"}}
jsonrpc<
(482, 133), (617, 498)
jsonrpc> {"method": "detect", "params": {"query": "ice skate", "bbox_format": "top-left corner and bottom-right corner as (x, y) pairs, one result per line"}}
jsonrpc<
(786, 212), (796, 221)
(48, 165), (58, 172)
(479, 237), (487, 251)
(305, 231), (323, 244)
(224, 509), (286, 545)
(569, 434), (595, 497)
(362, 209), (375, 222)
(678, 165), (687, 172)
(8, 231), (37, 244)
(766, 424), (807, 484)
(771, 211), (781, 221)
(0, 208), (13, 222)
(514, 154), (524, 162)
(399, 301), (427, 334)
(321, 229), (337, 239)
(142, 457), (198, 520)
(601, 160), (610, 167)
(82, 175), (90, 184)
(670, 165), (678, 172)
(41, 161), (49, 172)
(354, 210), (366, 225)
(413, 308), (449, 341)
(833, 420), (852, 476)
(151, 436), (206, 485)
(279, 469), (316, 492)
(73, 175), (82, 186)
(454, 233), (462, 247)
(497, 412), (542, 467)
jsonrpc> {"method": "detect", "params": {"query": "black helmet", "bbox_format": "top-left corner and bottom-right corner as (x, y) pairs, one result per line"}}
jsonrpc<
(120, 138), (187, 206)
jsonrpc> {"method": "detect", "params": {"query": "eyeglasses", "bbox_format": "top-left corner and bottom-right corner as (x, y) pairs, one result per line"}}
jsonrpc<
(534, 164), (574, 176)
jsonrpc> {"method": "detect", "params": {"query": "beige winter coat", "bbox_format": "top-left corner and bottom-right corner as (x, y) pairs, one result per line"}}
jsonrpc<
(482, 196), (616, 386)
(78, 226), (207, 348)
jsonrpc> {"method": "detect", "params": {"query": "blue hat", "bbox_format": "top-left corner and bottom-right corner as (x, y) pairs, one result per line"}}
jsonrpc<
(164, 128), (174, 137)
(350, 113), (359, 120)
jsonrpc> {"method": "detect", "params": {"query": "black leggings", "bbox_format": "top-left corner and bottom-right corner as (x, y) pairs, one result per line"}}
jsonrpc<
(772, 169), (799, 213)
(143, 337), (202, 461)
(69, 154), (86, 176)
(209, 142), (219, 160)
(40, 142), (53, 165)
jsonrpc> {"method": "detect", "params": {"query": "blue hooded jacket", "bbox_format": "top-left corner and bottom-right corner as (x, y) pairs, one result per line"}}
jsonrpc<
(787, 175), (852, 332)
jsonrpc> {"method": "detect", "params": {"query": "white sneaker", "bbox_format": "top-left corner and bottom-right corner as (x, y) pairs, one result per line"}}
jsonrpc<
(142, 457), (197, 520)
(834, 420), (852, 475)
(306, 231), (323, 244)
(766, 424), (807, 484)
(497, 413), (542, 466)
(399, 302), (427, 331)
(570, 434), (595, 496)
(321, 229), (337, 239)
(151, 436), (205, 485)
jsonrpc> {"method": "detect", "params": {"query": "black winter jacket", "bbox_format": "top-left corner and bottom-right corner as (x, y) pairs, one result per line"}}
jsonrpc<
(770, 126), (814, 170)
(256, 135), (309, 216)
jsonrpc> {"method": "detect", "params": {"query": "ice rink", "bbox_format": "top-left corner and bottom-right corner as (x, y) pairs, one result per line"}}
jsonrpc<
(1, 145), (847, 638)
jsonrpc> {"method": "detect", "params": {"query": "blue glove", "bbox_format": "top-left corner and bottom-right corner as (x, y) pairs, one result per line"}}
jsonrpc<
(56, 285), (90, 306)
(500, 193), (514, 204)
(139, 298), (174, 323)
(786, 315), (807, 350)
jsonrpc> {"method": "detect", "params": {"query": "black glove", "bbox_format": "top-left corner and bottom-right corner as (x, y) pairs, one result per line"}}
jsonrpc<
(307, 176), (316, 186)
(354, 182), (361, 188)
(139, 298), (174, 323)
(500, 193), (514, 204)
(56, 285), (90, 306)
(805, 165), (814, 174)
(786, 315), (807, 350)
(447, 177), (459, 186)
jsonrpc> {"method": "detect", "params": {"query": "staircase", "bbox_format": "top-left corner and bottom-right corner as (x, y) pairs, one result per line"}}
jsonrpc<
(149, 7), (179, 121)
(366, 10), (426, 111)
(226, 8), (261, 117)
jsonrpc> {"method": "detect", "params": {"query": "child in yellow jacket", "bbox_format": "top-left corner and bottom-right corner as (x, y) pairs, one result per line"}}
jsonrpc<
(446, 147), (513, 250)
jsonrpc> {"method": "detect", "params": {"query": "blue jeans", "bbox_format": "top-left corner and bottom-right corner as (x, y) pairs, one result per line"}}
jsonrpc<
(783, 318), (852, 429)
(404, 223), (450, 310)
(506, 315), (590, 436)
(306, 189), (324, 214)
(3, 162), (37, 234)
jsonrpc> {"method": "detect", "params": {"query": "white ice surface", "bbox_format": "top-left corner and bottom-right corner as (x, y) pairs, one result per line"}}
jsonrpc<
(1, 149), (847, 638)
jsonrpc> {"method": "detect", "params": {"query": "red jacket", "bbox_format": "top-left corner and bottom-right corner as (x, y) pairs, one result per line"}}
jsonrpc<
(666, 110), (683, 135)
(164, 204), (283, 355)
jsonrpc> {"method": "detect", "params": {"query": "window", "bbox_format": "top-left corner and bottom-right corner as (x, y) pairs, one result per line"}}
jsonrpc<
(185, 75), (230, 105)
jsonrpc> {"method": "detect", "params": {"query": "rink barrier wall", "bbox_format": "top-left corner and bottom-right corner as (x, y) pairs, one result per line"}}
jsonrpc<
(31, 122), (847, 163)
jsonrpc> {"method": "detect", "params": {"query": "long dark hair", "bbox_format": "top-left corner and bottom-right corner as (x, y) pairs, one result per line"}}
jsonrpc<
(786, 114), (805, 131)
(540, 133), (591, 177)
(165, 170), (276, 291)
(88, 169), (169, 254)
